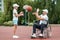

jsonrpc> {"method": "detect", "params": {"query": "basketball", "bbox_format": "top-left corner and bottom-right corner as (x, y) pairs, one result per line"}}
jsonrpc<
(23, 5), (32, 12)
(26, 6), (32, 12)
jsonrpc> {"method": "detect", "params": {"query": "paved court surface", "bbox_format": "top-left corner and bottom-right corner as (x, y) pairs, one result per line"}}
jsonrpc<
(0, 24), (60, 40)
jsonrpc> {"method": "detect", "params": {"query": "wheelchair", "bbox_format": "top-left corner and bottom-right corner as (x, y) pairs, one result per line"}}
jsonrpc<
(31, 20), (52, 38)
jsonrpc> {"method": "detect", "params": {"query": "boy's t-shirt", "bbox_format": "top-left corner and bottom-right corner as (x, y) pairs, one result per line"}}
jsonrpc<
(13, 9), (18, 20)
(39, 14), (48, 24)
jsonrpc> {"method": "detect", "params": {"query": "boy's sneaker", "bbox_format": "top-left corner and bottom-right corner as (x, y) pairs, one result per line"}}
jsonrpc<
(31, 34), (36, 38)
(13, 35), (19, 38)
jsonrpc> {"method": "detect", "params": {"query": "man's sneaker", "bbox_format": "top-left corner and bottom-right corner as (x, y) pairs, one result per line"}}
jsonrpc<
(38, 34), (43, 37)
(31, 34), (36, 38)
(13, 35), (19, 38)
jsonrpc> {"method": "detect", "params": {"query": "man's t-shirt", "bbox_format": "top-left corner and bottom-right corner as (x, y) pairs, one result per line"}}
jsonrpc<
(13, 9), (18, 20)
(39, 14), (48, 24)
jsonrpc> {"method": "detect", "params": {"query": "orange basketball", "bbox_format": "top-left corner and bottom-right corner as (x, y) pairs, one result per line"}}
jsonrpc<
(26, 6), (32, 12)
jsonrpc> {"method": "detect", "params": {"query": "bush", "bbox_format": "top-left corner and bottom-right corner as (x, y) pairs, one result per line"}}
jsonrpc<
(28, 23), (33, 26)
(0, 12), (12, 25)
(3, 21), (13, 26)
(0, 17), (4, 25)
(0, 13), (6, 25)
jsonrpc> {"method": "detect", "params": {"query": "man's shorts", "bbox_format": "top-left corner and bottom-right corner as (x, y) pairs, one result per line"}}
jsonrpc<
(13, 20), (18, 25)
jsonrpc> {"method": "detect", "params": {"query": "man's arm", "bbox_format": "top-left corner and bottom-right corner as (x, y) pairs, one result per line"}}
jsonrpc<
(33, 12), (44, 20)
(33, 8), (45, 20)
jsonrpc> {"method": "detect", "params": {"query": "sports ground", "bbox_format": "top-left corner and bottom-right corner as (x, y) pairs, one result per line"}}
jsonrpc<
(0, 24), (60, 40)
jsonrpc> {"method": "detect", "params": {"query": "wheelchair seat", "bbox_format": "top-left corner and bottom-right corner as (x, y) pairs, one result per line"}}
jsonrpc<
(33, 20), (51, 38)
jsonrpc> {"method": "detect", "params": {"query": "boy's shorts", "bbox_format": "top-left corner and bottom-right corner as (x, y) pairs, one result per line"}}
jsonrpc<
(13, 20), (18, 25)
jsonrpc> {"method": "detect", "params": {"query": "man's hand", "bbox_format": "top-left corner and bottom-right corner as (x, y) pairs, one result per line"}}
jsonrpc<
(32, 12), (37, 15)
(32, 12), (38, 16)
(32, 8), (39, 15)
(36, 8), (39, 13)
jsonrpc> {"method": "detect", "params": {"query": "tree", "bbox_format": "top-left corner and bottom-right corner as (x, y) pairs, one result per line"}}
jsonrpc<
(4, 0), (60, 24)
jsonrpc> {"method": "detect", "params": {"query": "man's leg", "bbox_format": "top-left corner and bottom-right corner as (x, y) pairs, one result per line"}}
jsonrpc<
(31, 24), (38, 38)
(40, 24), (47, 34)
(39, 24), (47, 37)
(40, 25), (44, 34)
(33, 24), (38, 33)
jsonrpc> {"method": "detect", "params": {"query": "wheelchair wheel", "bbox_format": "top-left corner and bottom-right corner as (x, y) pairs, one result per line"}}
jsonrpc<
(43, 24), (52, 38)
(43, 28), (48, 38)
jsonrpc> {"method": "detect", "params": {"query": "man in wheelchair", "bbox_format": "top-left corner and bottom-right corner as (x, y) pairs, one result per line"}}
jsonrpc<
(31, 9), (48, 38)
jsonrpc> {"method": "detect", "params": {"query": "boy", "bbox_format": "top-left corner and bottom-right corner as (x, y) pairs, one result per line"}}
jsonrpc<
(13, 4), (24, 38)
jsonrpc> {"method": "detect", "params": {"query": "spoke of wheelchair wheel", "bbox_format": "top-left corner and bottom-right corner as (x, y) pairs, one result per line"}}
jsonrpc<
(50, 25), (52, 31)
(43, 29), (48, 38)
(48, 24), (52, 32)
